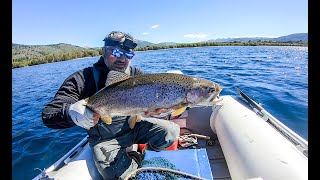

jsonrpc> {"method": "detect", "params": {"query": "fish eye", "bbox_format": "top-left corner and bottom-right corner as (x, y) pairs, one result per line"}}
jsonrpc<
(208, 87), (216, 92)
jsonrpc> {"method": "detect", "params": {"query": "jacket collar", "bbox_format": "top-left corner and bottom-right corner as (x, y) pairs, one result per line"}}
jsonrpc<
(93, 56), (110, 73)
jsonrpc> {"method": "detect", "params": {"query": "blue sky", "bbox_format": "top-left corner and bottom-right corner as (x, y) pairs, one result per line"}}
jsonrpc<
(12, 0), (308, 47)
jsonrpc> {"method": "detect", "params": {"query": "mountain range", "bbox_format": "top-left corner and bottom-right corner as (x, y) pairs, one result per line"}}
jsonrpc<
(12, 32), (307, 68)
(12, 33), (307, 62)
(13, 33), (307, 50)
(136, 33), (307, 47)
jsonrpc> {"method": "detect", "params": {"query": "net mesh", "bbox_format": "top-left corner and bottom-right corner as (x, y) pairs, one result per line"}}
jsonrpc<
(131, 157), (193, 180)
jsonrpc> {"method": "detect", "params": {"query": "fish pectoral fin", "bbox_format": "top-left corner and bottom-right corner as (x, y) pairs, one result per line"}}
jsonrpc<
(171, 106), (187, 117)
(105, 70), (131, 87)
(128, 114), (142, 129)
(101, 116), (112, 124)
(84, 97), (90, 102)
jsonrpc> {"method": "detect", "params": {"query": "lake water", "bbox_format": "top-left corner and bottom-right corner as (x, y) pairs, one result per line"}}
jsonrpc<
(12, 46), (308, 180)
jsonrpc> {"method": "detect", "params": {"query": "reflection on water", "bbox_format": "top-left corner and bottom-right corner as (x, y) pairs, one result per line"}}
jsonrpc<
(12, 46), (308, 180)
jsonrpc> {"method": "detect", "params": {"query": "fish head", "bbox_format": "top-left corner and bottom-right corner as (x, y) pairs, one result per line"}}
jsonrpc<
(185, 78), (223, 104)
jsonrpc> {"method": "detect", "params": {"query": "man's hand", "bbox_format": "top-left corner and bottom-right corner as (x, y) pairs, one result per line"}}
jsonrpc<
(144, 108), (170, 116)
(69, 99), (100, 130)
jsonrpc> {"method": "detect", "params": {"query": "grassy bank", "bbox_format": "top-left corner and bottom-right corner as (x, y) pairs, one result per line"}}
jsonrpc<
(12, 41), (307, 69)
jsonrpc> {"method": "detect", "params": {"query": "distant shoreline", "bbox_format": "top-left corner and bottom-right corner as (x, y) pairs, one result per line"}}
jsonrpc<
(12, 42), (307, 69)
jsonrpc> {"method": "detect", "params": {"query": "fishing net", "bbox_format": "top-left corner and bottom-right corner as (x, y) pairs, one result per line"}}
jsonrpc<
(127, 157), (202, 180)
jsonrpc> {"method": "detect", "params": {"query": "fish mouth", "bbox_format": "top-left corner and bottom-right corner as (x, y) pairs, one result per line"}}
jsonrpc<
(207, 84), (223, 102)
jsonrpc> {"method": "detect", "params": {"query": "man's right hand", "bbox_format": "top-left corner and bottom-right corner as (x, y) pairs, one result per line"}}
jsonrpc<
(69, 99), (100, 130)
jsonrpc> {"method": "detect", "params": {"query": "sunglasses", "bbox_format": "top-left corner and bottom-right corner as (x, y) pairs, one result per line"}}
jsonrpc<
(106, 47), (135, 59)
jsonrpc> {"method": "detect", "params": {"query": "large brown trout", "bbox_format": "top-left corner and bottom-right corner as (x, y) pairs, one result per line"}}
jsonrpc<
(85, 70), (223, 128)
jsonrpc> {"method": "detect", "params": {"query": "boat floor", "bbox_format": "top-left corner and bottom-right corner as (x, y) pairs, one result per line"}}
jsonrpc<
(45, 106), (232, 180)
(182, 106), (231, 180)
(38, 96), (308, 180)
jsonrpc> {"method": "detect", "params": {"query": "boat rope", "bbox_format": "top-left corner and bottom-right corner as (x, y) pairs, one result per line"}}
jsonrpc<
(12, 128), (69, 167)
(123, 167), (208, 180)
(13, 125), (43, 167)
(12, 153), (24, 167)
(178, 134), (198, 148)
(40, 128), (70, 160)
(12, 120), (41, 140)
(34, 168), (54, 180)
(13, 136), (37, 167)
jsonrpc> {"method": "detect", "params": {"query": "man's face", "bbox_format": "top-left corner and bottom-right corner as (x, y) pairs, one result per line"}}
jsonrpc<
(102, 46), (132, 72)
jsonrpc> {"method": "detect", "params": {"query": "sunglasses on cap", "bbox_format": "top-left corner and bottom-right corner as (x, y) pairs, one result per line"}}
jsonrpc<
(106, 47), (135, 59)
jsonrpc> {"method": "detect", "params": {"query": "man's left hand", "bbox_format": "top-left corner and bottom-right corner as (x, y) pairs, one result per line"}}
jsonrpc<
(144, 108), (169, 116)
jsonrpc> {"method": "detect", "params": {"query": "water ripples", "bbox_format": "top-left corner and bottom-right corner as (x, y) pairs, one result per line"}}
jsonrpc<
(12, 46), (308, 180)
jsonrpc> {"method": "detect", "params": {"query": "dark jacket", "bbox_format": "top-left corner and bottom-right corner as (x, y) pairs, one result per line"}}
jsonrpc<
(42, 56), (143, 131)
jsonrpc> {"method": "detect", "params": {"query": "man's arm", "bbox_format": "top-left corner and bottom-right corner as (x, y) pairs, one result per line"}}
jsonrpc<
(42, 71), (86, 129)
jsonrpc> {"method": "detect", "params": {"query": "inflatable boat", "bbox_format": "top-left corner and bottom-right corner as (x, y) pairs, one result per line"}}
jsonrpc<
(33, 87), (308, 180)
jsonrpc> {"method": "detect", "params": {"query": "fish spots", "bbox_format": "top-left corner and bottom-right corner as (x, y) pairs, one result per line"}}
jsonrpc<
(186, 90), (199, 103)
(86, 72), (222, 119)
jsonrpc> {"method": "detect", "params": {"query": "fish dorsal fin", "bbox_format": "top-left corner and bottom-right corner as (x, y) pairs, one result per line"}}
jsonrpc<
(105, 70), (131, 87)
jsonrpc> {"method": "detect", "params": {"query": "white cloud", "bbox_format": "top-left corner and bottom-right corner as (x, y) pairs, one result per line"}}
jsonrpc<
(151, 24), (160, 29)
(184, 34), (209, 39)
(142, 32), (149, 35)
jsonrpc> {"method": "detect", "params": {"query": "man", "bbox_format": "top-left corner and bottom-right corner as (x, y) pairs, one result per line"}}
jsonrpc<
(42, 31), (180, 180)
